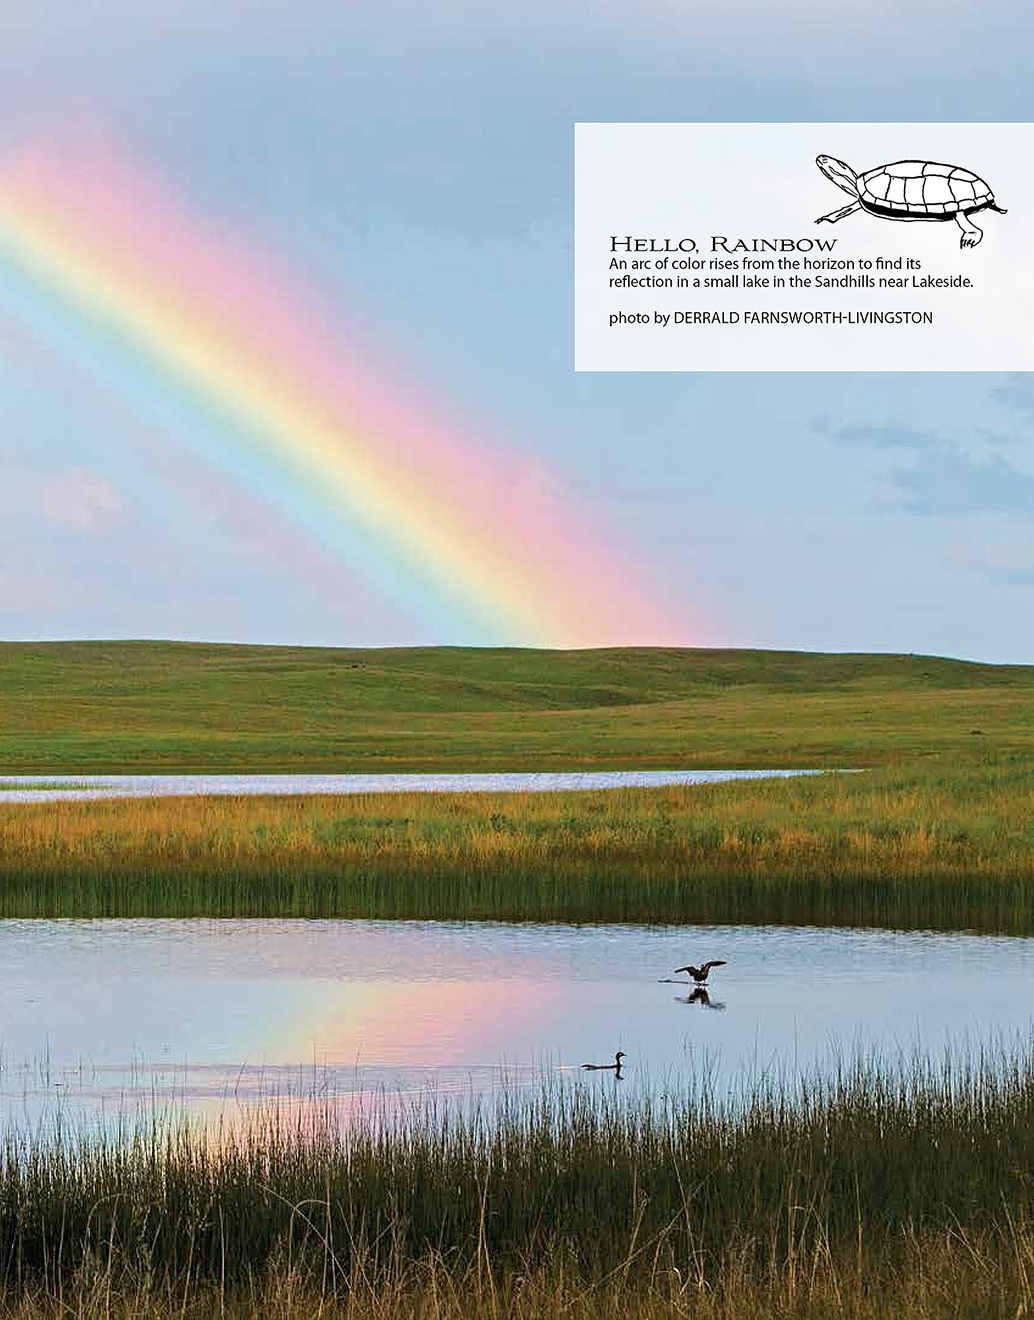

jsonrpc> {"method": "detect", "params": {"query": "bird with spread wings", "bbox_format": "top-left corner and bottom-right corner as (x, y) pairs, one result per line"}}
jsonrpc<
(673, 959), (727, 983)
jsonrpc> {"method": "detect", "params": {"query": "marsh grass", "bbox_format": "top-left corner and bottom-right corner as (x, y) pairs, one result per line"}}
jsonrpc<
(1, 1243), (1031, 1318)
(1, 760), (1031, 929)
(0, 1237), (1030, 1320)
(2, 1052), (1034, 1316)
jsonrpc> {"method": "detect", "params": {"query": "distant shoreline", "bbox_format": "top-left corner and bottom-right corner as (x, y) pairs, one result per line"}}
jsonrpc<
(0, 765), (1029, 931)
(0, 768), (827, 802)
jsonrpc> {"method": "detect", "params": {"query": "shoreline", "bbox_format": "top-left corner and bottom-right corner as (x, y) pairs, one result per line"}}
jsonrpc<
(0, 764), (1029, 930)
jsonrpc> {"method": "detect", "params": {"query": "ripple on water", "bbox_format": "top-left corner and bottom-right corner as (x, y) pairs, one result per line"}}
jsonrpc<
(0, 918), (1029, 1133)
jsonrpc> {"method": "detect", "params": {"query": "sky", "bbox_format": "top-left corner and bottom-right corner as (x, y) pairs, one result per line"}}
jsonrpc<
(0, 1), (1032, 660)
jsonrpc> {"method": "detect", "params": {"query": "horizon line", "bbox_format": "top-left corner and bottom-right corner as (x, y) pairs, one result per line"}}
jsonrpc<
(0, 637), (1025, 668)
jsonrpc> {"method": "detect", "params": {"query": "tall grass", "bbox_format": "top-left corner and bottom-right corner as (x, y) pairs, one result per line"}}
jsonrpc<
(0, 1240), (1030, 1317)
(1, 761), (1032, 929)
(2, 1051), (1034, 1316)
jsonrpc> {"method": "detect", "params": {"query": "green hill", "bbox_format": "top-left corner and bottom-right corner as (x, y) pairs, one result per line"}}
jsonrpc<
(1, 641), (1031, 772)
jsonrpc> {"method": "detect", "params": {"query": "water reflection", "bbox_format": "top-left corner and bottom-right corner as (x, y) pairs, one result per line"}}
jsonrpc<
(675, 987), (726, 1011)
(0, 918), (1031, 1134)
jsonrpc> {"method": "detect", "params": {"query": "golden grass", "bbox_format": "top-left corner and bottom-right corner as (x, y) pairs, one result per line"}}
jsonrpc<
(0, 1236), (1030, 1320)
(1, 761), (1031, 927)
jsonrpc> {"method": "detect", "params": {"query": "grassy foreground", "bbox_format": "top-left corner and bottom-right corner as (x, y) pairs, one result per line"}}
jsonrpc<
(2, 641), (1032, 772)
(2, 1057), (1034, 1318)
(0, 1257), (1022, 1320)
(1, 760), (1031, 928)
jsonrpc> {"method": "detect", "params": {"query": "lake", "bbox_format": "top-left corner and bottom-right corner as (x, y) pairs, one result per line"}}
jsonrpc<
(0, 769), (824, 802)
(0, 919), (1029, 1133)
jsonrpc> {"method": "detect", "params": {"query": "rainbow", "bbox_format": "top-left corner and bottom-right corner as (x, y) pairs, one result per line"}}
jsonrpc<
(0, 142), (695, 646)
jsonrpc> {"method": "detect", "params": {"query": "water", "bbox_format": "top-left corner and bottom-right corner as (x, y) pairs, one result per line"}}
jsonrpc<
(0, 919), (1029, 1132)
(0, 770), (829, 797)
(0, 769), (823, 802)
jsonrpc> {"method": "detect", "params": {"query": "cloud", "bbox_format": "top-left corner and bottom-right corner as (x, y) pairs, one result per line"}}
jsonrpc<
(0, 568), (72, 611)
(893, 450), (1034, 516)
(812, 417), (942, 450)
(989, 374), (1034, 423)
(38, 469), (121, 533)
(814, 414), (1034, 517)
(947, 529), (1034, 587)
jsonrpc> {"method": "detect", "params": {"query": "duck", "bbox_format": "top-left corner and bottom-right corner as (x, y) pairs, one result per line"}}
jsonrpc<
(673, 959), (727, 984)
(581, 1051), (625, 1075)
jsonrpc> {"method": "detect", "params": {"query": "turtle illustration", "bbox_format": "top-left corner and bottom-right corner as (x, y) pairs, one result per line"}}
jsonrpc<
(814, 155), (1006, 248)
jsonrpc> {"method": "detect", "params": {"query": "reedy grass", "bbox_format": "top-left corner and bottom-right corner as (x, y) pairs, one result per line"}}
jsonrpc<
(2, 1052), (1034, 1315)
(1, 760), (1031, 929)
(0, 1236), (1030, 1318)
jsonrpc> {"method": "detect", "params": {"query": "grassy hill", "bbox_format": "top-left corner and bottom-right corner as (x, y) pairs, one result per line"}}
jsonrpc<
(0, 641), (1031, 772)
(0, 642), (1032, 928)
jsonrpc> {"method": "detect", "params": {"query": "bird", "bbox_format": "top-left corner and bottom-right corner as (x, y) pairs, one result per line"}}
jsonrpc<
(673, 959), (726, 984)
(581, 1051), (625, 1075)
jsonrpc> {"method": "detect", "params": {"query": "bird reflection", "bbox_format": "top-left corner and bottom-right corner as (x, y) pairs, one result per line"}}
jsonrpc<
(675, 986), (725, 1011)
